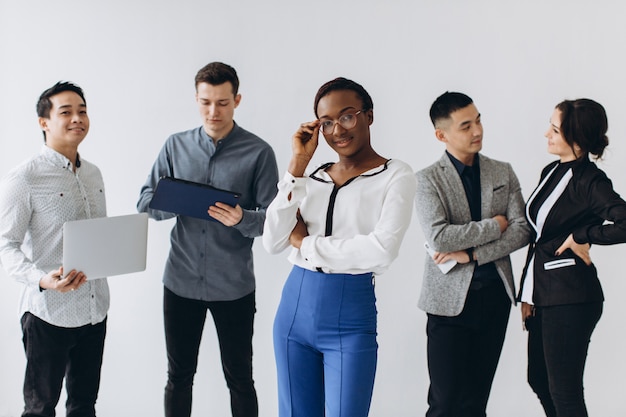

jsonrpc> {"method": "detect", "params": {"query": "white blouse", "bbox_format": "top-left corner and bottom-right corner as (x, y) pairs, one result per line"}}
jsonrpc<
(263, 159), (416, 275)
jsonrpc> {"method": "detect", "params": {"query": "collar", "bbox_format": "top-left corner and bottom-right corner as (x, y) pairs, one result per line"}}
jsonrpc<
(309, 160), (390, 183)
(40, 145), (81, 170)
(201, 121), (241, 146)
(446, 151), (479, 176)
(558, 158), (581, 168)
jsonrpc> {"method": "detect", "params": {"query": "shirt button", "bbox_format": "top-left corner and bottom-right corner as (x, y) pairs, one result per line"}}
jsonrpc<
(200, 253), (204, 258)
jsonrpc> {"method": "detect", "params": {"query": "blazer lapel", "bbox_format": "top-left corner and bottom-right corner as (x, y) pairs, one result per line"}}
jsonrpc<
(438, 153), (472, 222)
(479, 154), (494, 219)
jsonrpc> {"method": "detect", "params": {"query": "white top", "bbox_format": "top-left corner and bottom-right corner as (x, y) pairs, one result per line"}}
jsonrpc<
(263, 159), (416, 275)
(0, 145), (109, 327)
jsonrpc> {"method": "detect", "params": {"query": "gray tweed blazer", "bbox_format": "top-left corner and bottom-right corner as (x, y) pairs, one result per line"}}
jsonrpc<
(415, 153), (530, 316)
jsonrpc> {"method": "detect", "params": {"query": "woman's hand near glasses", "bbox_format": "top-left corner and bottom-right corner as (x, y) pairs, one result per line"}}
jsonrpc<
(288, 120), (320, 177)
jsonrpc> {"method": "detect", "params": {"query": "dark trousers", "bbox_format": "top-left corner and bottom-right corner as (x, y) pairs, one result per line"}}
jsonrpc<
(426, 280), (511, 417)
(163, 287), (258, 417)
(526, 302), (603, 417)
(20, 312), (107, 417)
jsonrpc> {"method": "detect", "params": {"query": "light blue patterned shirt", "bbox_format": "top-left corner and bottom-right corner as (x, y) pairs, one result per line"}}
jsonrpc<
(0, 145), (109, 327)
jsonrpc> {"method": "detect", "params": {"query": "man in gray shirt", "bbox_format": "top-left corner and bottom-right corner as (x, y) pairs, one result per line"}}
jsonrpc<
(137, 62), (278, 417)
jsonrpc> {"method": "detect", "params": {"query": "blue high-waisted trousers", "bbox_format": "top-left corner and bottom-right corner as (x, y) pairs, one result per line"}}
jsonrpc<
(274, 265), (378, 417)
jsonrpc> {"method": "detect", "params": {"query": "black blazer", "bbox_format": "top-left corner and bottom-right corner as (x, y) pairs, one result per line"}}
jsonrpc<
(518, 158), (626, 306)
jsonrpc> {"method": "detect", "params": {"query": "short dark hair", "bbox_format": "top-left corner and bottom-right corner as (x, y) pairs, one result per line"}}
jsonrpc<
(37, 81), (86, 142)
(429, 91), (474, 128)
(37, 81), (86, 119)
(556, 99), (609, 160)
(313, 77), (373, 118)
(195, 62), (239, 95)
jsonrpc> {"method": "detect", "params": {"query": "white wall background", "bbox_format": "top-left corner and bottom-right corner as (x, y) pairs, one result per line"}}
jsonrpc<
(1, 0), (625, 416)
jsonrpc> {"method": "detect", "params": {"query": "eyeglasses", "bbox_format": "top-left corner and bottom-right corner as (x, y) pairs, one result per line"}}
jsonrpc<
(319, 110), (364, 135)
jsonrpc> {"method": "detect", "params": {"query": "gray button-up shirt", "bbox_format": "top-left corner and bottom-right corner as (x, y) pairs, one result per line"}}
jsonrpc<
(137, 123), (278, 301)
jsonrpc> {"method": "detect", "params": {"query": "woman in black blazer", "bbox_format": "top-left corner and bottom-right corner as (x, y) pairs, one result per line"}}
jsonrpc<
(519, 98), (626, 417)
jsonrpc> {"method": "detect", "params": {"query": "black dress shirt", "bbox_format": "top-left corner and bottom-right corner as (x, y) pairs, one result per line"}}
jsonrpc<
(447, 151), (499, 286)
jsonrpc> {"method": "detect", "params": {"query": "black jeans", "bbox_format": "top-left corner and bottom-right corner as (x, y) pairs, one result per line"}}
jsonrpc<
(163, 287), (258, 417)
(526, 302), (603, 417)
(20, 312), (107, 417)
(425, 280), (511, 417)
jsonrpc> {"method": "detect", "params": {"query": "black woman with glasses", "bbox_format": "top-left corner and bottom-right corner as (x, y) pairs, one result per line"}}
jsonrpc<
(263, 77), (416, 417)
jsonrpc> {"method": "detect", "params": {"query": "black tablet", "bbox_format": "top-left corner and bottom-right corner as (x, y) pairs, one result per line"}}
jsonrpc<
(149, 177), (241, 221)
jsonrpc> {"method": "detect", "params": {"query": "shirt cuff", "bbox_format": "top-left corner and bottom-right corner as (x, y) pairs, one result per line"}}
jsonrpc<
(277, 172), (307, 203)
(27, 268), (48, 288)
(299, 235), (322, 270)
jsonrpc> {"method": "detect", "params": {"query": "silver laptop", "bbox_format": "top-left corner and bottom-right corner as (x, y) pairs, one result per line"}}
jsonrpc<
(63, 213), (149, 280)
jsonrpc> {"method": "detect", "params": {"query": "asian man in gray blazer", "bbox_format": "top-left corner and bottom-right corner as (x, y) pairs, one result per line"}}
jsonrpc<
(415, 92), (530, 417)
